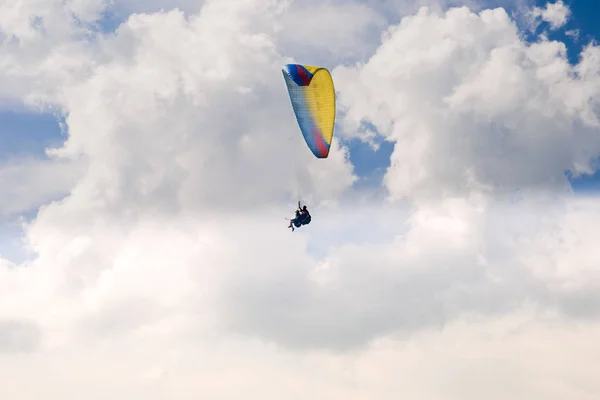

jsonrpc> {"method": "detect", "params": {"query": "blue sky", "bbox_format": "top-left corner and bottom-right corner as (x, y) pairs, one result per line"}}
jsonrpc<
(0, 110), (64, 160)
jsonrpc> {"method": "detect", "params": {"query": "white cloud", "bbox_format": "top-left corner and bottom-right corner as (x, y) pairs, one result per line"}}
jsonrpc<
(48, 2), (355, 214)
(4, 197), (600, 398)
(105, 0), (509, 66)
(530, 0), (571, 31)
(335, 6), (600, 201)
(108, 0), (206, 18)
(0, 157), (82, 216)
(0, 0), (105, 109)
(566, 28), (580, 41)
(275, 1), (386, 65)
(0, 0), (599, 398)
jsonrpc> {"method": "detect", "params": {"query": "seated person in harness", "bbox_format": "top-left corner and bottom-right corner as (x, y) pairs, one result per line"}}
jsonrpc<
(288, 201), (311, 231)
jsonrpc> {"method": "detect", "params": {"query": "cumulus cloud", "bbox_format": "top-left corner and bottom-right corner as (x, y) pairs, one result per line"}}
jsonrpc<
(53, 1), (354, 215)
(335, 5), (600, 201)
(0, 0), (106, 108)
(107, 0), (499, 65)
(530, 0), (571, 31)
(0, 0), (599, 398)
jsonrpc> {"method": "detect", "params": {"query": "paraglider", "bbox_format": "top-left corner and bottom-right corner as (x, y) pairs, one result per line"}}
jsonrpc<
(281, 63), (335, 231)
(281, 63), (336, 158)
(287, 202), (311, 232)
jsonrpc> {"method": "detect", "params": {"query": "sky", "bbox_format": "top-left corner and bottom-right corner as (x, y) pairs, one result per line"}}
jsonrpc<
(1, 0), (600, 398)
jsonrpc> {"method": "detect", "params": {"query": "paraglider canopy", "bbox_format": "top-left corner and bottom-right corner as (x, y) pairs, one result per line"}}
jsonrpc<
(281, 64), (336, 158)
